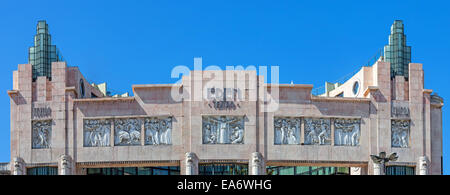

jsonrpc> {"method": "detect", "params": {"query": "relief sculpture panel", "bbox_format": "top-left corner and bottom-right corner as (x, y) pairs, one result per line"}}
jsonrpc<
(274, 117), (301, 145)
(144, 117), (172, 145)
(304, 118), (331, 145)
(83, 119), (111, 147)
(391, 120), (410, 148)
(334, 119), (360, 146)
(202, 116), (244, 144)
(32, 120), (52, 149)
(114, 118), (141, 146)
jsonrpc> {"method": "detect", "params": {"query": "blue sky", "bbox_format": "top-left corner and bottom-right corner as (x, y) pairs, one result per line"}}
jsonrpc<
(0, 0), (448, 174)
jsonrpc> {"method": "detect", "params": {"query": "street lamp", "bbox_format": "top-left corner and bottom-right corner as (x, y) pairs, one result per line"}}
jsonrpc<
(370, 152), (398, 175)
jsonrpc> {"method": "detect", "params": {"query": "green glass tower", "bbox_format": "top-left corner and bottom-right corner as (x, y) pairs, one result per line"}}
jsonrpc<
(384, 20), (411, 80)
(28, 20), (63, 81)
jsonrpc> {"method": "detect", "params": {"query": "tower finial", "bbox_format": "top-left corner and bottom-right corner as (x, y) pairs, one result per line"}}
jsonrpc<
(28, 20), (63, 81)
(384, 20), (411, 80)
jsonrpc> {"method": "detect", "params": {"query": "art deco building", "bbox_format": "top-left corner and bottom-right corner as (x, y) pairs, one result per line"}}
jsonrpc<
(5, 20), (444, 175)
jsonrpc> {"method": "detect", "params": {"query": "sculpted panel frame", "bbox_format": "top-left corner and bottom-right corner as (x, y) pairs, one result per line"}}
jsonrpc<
(334, 118), (361, 146)
(32, 120), (52, 149)
(304, 118), (331, 145)
(202, 116), (245, 144)
(83, 119), (111, 147)
(391, 119), (410, 148)
(144, 117), (173, 145)
(274, 117), (301, 145)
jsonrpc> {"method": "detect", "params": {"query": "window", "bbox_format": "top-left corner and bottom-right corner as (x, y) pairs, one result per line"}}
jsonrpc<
(27, 166), (58, 175)
(352, 81), (359, 95)
(86, 166), (180, 175)
(79, 79), (85, 98)
(385, 166), (415, 175)
(199, 163), (248, 175)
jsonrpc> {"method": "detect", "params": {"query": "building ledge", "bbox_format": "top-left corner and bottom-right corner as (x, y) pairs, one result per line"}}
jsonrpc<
(7, 90), (19, 98)
(265, 84), (314, 89)
(311, 96), (371, 103)
(73, 96), (135, 103)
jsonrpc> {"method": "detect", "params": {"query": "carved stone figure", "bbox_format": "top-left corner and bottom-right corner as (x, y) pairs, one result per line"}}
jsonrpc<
(84, 119), (111, 147)
(114, 118), (141, 146)
(391, 120), (410, 148)
(12, 157), (25, 175)
(58, 154), (72, 175)
(202, 116), (244, 144)
(32, 120), (52, 149)
(370, 152), (398, 175)
(334, 118), (361, 146)
(274, 117), (301, 145)
(419, 156), (428, 175)
(144, 117), (172, 145)
(250, 152), (264, 175)
(304, 118), (331, 145)
(185, 152), (198, 175)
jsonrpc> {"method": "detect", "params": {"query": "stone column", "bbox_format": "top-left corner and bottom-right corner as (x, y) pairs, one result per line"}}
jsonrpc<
(418, 156), (429, 175)
(373, 162), (385, 175)
(11, 157), (25, 175)
(58, 154), (74, 175)
(184, 152), (199, 175)
(249, 152), (265, 175)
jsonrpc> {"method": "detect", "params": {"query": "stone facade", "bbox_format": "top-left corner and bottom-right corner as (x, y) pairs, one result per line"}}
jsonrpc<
(8, 58), (444, 175)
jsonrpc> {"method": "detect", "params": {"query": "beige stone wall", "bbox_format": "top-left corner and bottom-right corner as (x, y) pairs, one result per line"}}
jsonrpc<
(8, 60), (443, 175)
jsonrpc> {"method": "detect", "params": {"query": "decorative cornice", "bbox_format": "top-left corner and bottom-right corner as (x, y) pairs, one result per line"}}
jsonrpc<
(7, 90), (19, 98)
(363, 86), (379, 97)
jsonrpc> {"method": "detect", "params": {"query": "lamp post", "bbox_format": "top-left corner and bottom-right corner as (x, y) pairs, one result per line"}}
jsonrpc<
(370, 152), (398, 175)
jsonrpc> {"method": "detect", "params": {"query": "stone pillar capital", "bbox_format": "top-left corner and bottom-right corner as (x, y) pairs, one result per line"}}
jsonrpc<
(418, 156), (429, 175)
(249, 152), (265, 175)
(58, 154), (74, 175)
(11, 157), (25, 175)
(184, 152), (199, 175)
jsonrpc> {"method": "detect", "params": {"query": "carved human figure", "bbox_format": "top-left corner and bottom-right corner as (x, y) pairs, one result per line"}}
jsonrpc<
(231, 126), (244, 144)
(391, 120), (409, 148)
(203, 116), (243, 144)
(115, 118), (141, 146)
(274, 117), (300, 145)
(304, 118), (330, 145)
(144, 117), (173, 145)
(185, 152), (198, 175)
(162, 118), (172, 144)
(334, 119), (360, 146)
(32, 120), (51, 149)
(12, 157), (25, 175)
(84, 119), (111, 147)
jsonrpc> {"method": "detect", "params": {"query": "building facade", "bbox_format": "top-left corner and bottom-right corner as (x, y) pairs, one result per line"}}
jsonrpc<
(6, 21), (444, 175)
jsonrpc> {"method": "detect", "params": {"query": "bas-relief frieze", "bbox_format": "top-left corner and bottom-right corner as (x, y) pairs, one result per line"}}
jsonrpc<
(114, 118), (141, 146)
(274, 117), (301, 145)
(144, 117), (172, 145)
(84, 119), (111, 147)
(304, 118), (331, 145)
(32, 120), (52, 149)
(391, 120), (410, 148)
(202, 116), (244, 144)
(334, 119), (361, 146)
